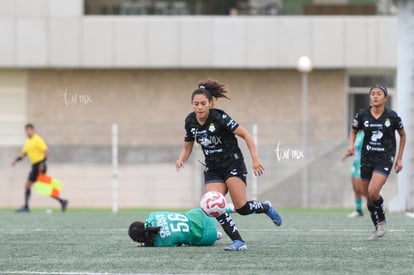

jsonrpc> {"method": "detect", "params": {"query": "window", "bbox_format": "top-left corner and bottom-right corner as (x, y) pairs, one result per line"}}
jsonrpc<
(84, 0), (397, 16)
(347, 73), (395, 132)
(84, 0), (250, 15)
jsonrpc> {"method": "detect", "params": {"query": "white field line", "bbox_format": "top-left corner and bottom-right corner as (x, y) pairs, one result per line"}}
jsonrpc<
(0, 272), (154, 275)
(0, 228), (411, 233)
(0, 272), (214, 275)
(267, 229), (410, 233)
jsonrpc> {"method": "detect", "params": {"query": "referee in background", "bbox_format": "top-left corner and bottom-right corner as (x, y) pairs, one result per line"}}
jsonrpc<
(11, 123), (68, 212)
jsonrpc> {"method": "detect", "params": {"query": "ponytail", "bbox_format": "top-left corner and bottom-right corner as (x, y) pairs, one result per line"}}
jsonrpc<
(191, 79), (230, 102)
(128, 221), (161, 247)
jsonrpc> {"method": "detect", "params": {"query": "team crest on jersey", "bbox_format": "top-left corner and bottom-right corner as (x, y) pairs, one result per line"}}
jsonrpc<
(208, 123), (216, 132)
(384, 118), (391, 127)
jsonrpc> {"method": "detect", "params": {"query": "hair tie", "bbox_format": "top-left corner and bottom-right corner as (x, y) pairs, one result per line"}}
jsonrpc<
(199, 85), (205, 89)
(378, 85), (388, 96)
(370, 84), (388, 97)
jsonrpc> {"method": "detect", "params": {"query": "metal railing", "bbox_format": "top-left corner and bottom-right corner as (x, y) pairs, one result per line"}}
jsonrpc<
(84, 0), (397, 16)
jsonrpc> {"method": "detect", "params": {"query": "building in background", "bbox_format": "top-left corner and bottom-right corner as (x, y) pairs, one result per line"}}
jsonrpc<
(1, 0), (410, 210)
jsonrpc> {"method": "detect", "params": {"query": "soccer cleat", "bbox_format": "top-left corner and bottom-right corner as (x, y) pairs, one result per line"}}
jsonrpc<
(376, 221), (386, 238)
(216, 231), (223, 240)
(368, 230), (379, 240)
(16, 207), (30, 213)
(368, 221), (386, 240)
(348, 210), (363, 218)
(263, 201), (282, 226)
(224, 240), (247, 251)
(61, 200), (69, 212)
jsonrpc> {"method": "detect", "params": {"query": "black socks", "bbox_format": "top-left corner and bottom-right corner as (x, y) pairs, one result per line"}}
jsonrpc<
(217, 201), (270, 242)
(216, 213), (243, 242)
(368, 196), (386, 227)
(24, 189), (31, 208)
(236, 201), (268, 215)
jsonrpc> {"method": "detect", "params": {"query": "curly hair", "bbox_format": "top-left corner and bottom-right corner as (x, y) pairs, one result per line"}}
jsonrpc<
(191, 78), (230, 103)
(128, 221), (161, 247)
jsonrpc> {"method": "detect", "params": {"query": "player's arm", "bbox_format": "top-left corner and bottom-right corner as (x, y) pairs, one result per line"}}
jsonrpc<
(341, 129), (356, 161)
(176, 141), (194, 171)
(395, 128), (406, 173)
(344, 129), (358, 160)
(11, 152), (27, 166)
(233, 126), (264, 176)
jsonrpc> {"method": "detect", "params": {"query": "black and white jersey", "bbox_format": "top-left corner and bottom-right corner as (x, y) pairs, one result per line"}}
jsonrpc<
(184, 108), (244, 168)
(352, 107), (404, 166)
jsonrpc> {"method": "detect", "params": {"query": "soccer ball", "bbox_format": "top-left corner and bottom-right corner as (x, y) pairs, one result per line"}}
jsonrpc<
(200, 191), (227, 217)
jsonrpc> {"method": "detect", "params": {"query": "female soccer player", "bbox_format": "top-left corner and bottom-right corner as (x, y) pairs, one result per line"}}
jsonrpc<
(346, 84), (406, 240)
(342, 131), (365, 218)
(128, 208), (221, 247)
(176, 79), (282, 251)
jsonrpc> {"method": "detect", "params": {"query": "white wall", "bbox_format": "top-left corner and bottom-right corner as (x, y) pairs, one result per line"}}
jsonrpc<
(0, 70), (26, 145)
(0, 0), (397, 69)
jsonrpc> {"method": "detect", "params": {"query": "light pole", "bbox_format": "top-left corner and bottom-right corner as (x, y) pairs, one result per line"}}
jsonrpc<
(389, 0), (414, 212)
(297, 56), (312, 208)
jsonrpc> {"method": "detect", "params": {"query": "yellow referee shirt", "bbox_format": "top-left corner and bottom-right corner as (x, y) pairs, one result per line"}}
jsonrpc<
(22, 134), (48, 164)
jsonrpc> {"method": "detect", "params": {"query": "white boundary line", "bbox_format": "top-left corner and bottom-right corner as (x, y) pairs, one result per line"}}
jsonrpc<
(0, 272), (213, 275)
(405, 212), (414, 218)
(0, 272), (153, 275)
(0, 228), (412, 233)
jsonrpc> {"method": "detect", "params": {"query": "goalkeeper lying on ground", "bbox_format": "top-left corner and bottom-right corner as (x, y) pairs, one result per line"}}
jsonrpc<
(128, 208), (222, 247)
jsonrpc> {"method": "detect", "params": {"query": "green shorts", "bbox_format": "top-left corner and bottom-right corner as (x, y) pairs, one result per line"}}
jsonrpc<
(186, 208), (218, 246)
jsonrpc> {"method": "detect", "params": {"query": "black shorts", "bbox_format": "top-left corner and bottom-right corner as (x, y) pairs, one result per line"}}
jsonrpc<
(204, 161), (248, 185)
(28, 160), (47, 182)
(360, 161), (392, 182)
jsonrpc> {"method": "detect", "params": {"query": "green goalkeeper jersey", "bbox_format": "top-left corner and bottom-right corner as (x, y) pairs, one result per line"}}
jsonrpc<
(145, 208), (218, 247)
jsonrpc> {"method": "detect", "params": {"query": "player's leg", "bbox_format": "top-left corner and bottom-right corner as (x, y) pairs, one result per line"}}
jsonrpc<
(51, 195), (69, 212)
(360, 166), (378, 228)
(20, 180), (33, 212)
(354, 177), (364, 212)
(349, 161), (364, 217)
(360, 170), (382, 239)
(205, 182), (246, 251)
(367, 172), (387, 239)
(226, 176), (282, 226)
(226, 177), (264, 213)
(17, 164), (38, 212)
(51, 193), (69, 211)
(348, 177), (364, 217)
(16, 180), (33, 213)
(215, 211), (246, 251)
